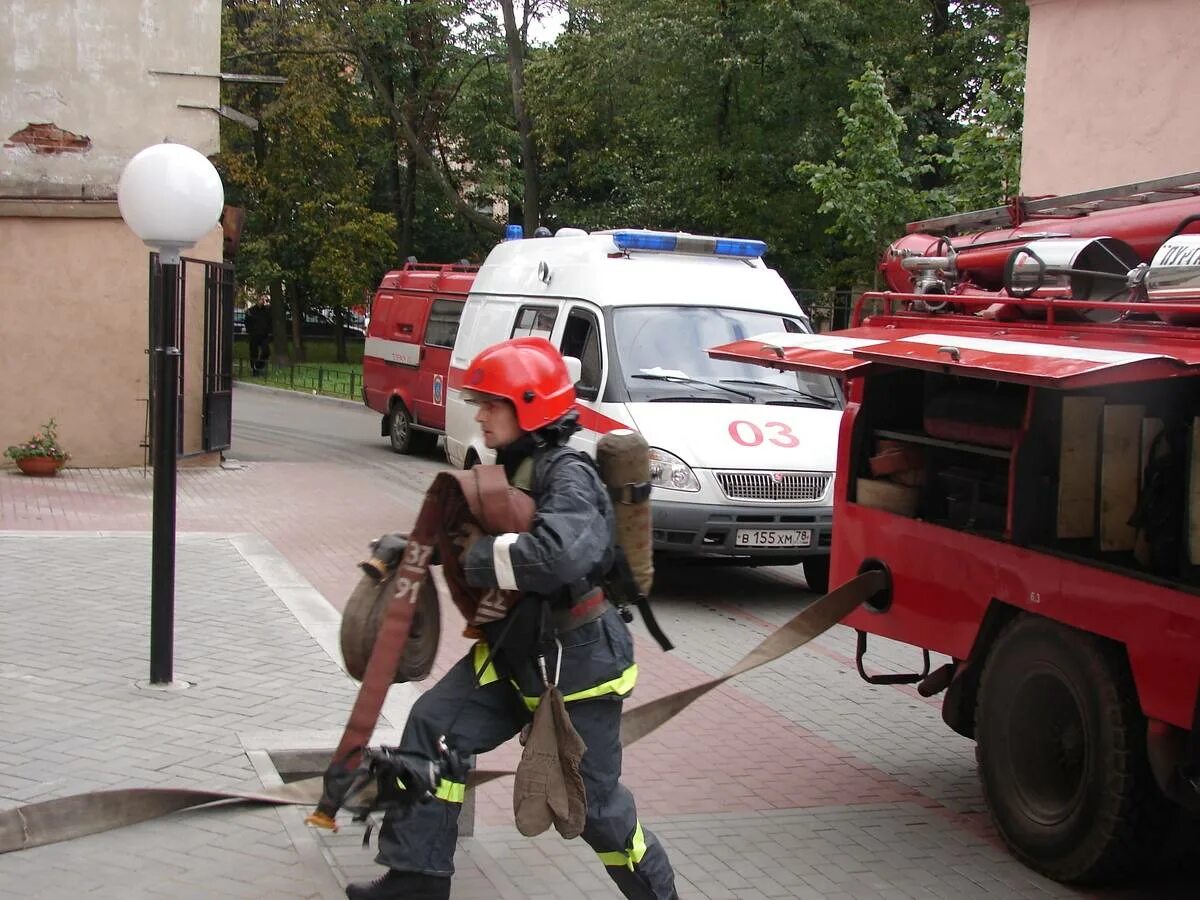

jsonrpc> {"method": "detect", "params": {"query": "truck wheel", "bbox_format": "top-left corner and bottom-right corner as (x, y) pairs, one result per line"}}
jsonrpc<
(975, 615), (1170, 884)
(802, 555), (830, 594)
(388, 403), (434, 455)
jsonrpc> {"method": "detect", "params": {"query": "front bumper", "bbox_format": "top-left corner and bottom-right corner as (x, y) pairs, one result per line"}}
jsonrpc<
(651, 499), (833, 559)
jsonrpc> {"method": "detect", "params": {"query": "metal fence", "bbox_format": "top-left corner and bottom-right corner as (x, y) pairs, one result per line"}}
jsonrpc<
(793, 289), (858, 332)
(233, 358), (362, 399)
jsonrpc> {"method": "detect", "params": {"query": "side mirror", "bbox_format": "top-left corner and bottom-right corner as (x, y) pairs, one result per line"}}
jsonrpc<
(563, 355), (599, 401)
(563, 356), (583, 384)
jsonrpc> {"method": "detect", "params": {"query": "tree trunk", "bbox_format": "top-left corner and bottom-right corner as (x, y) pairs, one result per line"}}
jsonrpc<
(499, 0), (539, 234)
(270, 280), (290, 367)
(400, 150), (417, 259)
(335, 307), (347, 364)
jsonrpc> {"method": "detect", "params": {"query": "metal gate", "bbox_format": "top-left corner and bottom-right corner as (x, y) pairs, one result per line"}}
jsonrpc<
(146, 256), (235, 458)
(201, 261), (235, 451)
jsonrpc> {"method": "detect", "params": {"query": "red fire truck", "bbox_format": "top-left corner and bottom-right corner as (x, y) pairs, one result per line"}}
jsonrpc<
(712, 172), (1200, 884)
(362, 262), (477, 453)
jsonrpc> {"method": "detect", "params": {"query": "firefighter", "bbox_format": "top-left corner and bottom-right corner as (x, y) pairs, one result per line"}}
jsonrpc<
(346, 337), (678, 900)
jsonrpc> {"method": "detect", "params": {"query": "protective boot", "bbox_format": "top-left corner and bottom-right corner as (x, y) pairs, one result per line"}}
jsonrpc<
(345, 870), (451, 900)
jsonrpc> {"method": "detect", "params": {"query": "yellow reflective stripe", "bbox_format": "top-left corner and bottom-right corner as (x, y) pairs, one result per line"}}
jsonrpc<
(473, 642), (499, 686)
(629, 821), (647, 865)
(434, 779), (465, 803)
(596, 821), (647, 871)
(519, 664), (639, 711)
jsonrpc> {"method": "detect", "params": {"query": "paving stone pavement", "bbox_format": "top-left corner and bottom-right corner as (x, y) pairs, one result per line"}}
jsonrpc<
(2, 453), (1195, 899)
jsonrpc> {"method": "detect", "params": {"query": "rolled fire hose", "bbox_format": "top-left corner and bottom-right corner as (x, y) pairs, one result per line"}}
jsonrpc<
(0, 570), (882, 854)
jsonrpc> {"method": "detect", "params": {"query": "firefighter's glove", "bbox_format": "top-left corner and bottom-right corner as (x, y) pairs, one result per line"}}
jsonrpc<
(452, 522), (485, 564)
(360, 532), (408, 581)
(513, 686), (588, 840)
(365, 747), (440, 800)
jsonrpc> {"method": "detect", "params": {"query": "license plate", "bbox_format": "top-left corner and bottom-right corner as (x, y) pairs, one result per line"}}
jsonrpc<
(734, 528), (812, 548)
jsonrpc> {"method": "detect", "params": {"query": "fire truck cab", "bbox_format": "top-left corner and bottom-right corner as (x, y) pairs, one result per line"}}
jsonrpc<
(712, 173), (1200, 885)
(362, 262), (477, 453)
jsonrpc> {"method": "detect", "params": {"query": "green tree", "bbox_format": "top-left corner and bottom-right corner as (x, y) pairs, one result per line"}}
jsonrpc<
(795, 63), (939, 286)
(220, 1), (396, 363)
(936, 33), (1026, 209)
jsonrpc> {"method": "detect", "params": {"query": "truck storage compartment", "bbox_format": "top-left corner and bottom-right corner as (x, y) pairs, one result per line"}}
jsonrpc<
(852, 370), (1019, 536)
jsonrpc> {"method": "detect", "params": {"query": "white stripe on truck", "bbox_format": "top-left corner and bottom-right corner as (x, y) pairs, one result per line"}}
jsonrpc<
(364, 337), (420, 366)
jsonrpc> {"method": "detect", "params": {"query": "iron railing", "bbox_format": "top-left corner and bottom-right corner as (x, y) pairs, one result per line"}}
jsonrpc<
(233, 358), (363, 400)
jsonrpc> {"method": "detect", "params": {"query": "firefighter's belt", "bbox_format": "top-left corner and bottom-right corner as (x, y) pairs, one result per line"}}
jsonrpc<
(0, 565), (883, 853)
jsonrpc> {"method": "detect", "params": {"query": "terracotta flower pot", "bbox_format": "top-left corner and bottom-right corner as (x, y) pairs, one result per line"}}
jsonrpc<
(15, 456), (64, 477)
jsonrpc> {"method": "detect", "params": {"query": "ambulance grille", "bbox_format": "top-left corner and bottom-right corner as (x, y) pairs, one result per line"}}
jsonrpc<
(715, 471), (832, 502)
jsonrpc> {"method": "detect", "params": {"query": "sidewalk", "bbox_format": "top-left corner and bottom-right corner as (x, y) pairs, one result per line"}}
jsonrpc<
(1, 459), (1190, 898)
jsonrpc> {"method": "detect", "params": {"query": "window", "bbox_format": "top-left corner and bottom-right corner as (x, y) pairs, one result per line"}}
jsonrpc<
(424, 299), (463, 349)
(561, 310), (603, 399)
(511, 305), (557, 340)
(612, 306), (840, 406)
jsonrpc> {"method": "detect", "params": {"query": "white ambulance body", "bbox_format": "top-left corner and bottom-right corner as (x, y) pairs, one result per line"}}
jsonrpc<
(445, 229), (842, 588)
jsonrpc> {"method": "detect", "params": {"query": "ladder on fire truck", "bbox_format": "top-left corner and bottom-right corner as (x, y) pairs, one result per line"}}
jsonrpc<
(908, 170), (1200, 235)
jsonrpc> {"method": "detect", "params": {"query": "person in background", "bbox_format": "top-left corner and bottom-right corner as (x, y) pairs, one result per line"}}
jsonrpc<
(244, 297), (272, 376)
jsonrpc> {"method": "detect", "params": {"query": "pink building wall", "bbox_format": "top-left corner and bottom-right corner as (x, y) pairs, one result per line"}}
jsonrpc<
(1022, 0), (1200, 196)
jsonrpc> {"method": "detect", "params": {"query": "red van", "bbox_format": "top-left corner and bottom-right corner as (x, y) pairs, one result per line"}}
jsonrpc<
(362, 262), (478, 453)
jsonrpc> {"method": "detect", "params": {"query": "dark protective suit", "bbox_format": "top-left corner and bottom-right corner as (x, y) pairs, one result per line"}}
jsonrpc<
(374, 437), (677, 900)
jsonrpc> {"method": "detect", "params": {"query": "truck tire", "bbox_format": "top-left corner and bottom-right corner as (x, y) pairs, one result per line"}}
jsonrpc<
(974, 615), (1170, 884)
(389, 402), (435, 455)
(802, 555), (830, 594)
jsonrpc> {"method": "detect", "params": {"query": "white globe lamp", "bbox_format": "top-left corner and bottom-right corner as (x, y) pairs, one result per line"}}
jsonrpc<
(118, 141), (224, 686)
(118, 142), (224, 263)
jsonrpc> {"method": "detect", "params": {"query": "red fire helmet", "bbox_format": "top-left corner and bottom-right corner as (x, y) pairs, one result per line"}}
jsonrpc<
(463, 336), (576, 431)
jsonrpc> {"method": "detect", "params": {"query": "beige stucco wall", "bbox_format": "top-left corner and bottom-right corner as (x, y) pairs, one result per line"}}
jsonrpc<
(0, 216), (221, 468)
(1, 0), (220, 198)
(1022, 0), (1200, 196)
(0, 1), (223, 468)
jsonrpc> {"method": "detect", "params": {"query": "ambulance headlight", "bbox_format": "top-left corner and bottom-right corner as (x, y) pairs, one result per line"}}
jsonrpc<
(648, 448), (700, 492)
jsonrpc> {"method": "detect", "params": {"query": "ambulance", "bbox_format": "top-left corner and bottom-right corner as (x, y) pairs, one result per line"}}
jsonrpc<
(444, 228), (842, 591)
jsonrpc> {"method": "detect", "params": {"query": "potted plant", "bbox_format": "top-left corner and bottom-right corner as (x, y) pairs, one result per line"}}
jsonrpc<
(5, 418), (70, 477)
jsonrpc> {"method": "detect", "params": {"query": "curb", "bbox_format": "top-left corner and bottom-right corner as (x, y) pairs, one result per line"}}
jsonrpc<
(233, 378), (365, 410)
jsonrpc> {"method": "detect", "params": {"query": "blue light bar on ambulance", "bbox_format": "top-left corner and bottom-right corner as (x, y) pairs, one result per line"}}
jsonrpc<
(611, 230), (767, 258)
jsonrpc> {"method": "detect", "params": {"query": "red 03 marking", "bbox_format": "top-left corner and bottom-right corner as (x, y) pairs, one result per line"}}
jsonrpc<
(728, 420), (799, 448)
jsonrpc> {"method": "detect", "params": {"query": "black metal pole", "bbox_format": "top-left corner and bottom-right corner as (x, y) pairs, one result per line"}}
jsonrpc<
(150, 254), (180, 684)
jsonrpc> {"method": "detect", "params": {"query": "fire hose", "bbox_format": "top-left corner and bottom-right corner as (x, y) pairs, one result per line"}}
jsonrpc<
(0, 569), (882, 854)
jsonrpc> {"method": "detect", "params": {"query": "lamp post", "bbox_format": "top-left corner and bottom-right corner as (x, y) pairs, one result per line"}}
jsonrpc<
(118, 143), (224, 685)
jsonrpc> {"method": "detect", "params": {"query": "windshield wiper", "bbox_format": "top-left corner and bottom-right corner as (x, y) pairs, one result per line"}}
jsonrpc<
(631, 373), (755, 401)
(719, 379), (839, 407)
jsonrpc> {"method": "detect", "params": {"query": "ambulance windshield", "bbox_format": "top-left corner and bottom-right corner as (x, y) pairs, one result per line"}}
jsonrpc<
(612, 306), (840, 406)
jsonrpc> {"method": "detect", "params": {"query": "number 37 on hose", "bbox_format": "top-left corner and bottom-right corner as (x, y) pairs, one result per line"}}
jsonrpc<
(727, 420), (799, 448)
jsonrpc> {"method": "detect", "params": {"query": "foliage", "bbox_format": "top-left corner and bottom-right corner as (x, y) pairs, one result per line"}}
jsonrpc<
(795, 63), (941, 286)
(935, 33), (1027, 210)
(5, 419), (69, 462)
(220, 1), (398, 362)
(217, 0), (1029, 298)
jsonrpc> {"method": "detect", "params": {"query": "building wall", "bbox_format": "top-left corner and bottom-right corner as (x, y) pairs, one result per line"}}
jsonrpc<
(1022, 0), (1200, 196)
(0, 1), (223, 468)
(1, 0), (220, 197)
(0, 218), (221, 467)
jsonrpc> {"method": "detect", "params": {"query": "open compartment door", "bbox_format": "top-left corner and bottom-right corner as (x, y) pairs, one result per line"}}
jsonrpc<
(707, 328), (907, 378)
(850, 331), (1200, 389)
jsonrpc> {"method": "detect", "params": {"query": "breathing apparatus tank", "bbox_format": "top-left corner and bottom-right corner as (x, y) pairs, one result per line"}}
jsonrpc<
(597, 429), (654, 595)
(596, 429), (673, 650)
